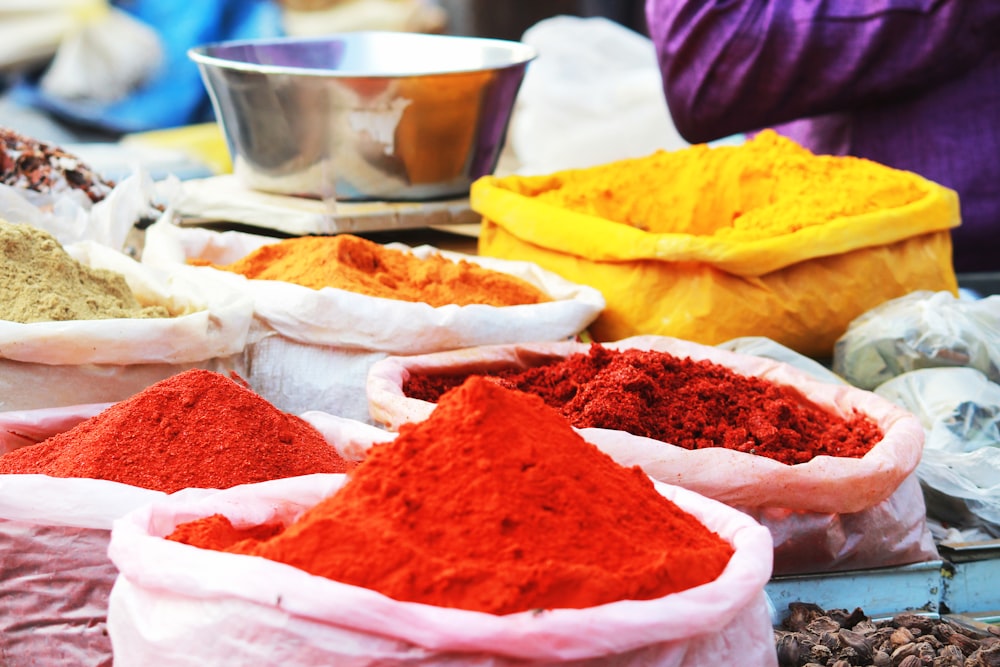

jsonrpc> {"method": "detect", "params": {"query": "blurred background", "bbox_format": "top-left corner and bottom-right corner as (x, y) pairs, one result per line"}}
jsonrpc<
(0, 0), (648, 148)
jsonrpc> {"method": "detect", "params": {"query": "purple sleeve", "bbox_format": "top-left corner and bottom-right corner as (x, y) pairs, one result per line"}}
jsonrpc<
(646, 0), (1000, 143)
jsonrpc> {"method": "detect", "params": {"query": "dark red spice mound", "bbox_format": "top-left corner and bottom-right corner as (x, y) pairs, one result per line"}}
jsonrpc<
(0, 369), (354, 492)
(403, 345), (883, 465)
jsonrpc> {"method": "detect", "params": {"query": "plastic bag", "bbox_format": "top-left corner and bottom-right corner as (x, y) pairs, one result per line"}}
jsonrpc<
(11, 0), (284, 134)
(833, 290), (1000, 390)
(0, 473), (167, 667)
(39, 4), (162, 103)
(0, 400), (379, 664)
(875, 367), (1000, 535)
(508, 15), (689, 175)
(106, 473), (776, 666)
(0, 168), (162, 252)
(0, 402), (110, 455)
(0, 0), (99, 72)
(366, 335), (938, 574)
(0, 240), (253, 410)
(473, 163), (959, 359)
(141, 220), (605, 422)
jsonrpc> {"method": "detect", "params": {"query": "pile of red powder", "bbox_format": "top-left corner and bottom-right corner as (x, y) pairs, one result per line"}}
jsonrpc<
(403, 344), (883, 465)
(0, 369), (353, 492)
(167, 376), (735, 615)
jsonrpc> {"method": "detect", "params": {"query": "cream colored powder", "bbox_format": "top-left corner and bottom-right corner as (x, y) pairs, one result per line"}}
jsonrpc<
(0, 219), (170, 323)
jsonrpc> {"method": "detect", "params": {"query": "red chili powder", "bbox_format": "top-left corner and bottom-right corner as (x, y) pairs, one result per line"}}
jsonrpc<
(166, 514), (284, 552)
(0, 369), (353, 492)
(167, 376), (734, 615)
(403, 345), (883, 465)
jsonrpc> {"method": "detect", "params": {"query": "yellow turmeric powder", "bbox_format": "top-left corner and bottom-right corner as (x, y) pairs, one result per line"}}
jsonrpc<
(209, 234), (551, 307)
(523, 130), (932, 242)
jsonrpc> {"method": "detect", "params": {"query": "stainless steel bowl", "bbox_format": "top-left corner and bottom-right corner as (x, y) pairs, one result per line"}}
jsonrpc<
(189, 32), (536, 202)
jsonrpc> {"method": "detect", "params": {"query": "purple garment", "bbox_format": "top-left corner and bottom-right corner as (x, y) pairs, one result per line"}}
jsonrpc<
(645, 0), (1000, 273)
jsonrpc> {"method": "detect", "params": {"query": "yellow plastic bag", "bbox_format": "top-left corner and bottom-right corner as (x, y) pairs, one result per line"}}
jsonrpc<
(473, 135), (960, 358)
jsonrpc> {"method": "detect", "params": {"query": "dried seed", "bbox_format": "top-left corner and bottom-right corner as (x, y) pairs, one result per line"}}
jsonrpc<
(807, 617), (842, 636)
(977, 642), (1000, 667)
(775, 633), (801, 667)
(949, 632), (981, 655)
(808, 643), (832, 662)
(891, 627), (916, 647)
(819, 631), (840, 651)
(786, 602), (825, 631)
(916, 640), (937, 662)
(897, 655), (921, 667)
(872, 649), (892, 666)
(839, 628), (874, 663)
(937, 644), (965, 662)
(891, 641), (919, 661)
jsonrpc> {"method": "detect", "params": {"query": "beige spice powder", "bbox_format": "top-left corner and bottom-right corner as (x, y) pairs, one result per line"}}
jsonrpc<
(0, 219), (170, 323)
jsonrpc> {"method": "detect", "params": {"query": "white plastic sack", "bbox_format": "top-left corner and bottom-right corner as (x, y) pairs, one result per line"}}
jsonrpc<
(141, 220), (605, 422)
(367, 335), (937, 574)
(508, 15), (688, 176)
(0, 167), (163, 252)
(876, 367), (1000, 536)
(107, 473), (776, 666)
(0, 403), (381, 664)
(0, 474), (167, 667)
(833, 290), (1000, 390)
(0, 239), (253, 410)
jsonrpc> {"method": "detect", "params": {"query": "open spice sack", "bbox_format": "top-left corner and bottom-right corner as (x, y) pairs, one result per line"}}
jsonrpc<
(106, 377), (776, 667)
(0, 219), (253, 410)
(472, 130), (959, 358)
(141, 219), (605, 422)
(366, 335), (938, 575)
(0, 369), (358, 667)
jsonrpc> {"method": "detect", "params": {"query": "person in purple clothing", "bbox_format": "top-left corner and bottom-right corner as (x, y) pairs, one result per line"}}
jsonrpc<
(645, 1), (1000, 274)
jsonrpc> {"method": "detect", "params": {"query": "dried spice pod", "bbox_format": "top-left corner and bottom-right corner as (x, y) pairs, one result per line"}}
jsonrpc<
(775, 604), (1000, 667)
(890, 626), (916, 647)
(775, 632), (801, 667)
(839, 628), (874, 663)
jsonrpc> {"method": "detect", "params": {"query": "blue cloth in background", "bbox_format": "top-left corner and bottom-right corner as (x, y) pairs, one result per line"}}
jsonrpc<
(11, 0), (284, 135)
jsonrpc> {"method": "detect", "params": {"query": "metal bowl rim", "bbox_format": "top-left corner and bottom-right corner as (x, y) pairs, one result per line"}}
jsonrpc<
(187, 31), (538, 79)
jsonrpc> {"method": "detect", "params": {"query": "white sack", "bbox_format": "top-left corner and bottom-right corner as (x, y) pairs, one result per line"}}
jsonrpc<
(366, 335), (937, 574)
(0, 168), (163, 251)
(0, 240), (253, 410)
(107, 473), (776, 666)
(141, 220), (605, 421)
(0, 474), (169, 667)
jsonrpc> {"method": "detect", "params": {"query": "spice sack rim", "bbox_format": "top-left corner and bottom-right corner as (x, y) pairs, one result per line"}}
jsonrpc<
(365, 335), (925, 514)
(470, 169), (960, 276)
(0, 239), (254, 365)
(106, 473), (774, 662)
(142, 220), (606, 354)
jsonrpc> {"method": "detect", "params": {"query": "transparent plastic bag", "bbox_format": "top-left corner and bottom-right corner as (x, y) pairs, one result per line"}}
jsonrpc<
(833, 290), (1000, 390)
(875, 367), (1000, 535)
